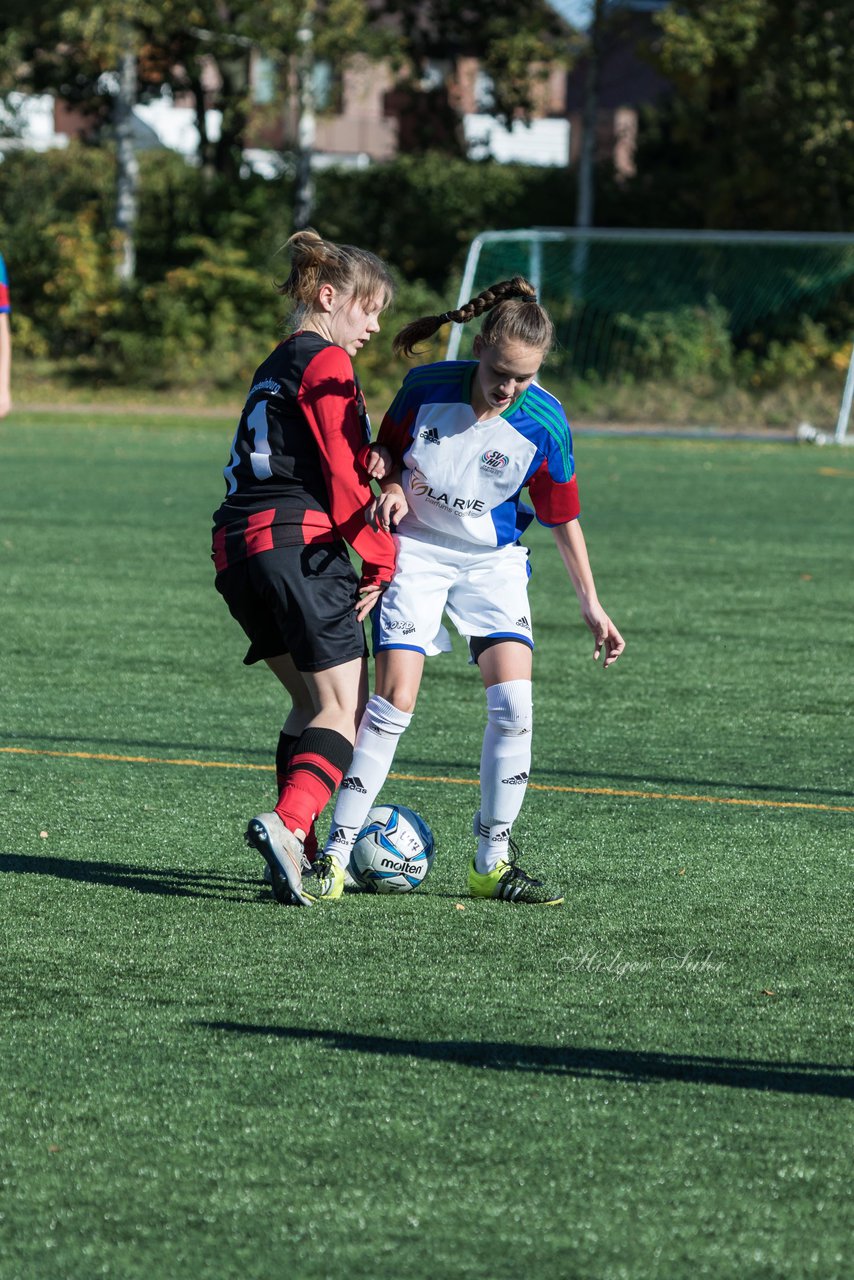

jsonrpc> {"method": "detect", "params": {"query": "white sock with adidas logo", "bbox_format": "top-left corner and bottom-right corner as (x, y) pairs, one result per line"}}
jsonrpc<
(322, 695), (413, 869)
(475, 680), (533, 874)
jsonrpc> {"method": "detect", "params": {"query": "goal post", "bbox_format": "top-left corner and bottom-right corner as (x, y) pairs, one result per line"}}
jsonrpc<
(447, 228), (854, 440)
(835, 343), (854, 443)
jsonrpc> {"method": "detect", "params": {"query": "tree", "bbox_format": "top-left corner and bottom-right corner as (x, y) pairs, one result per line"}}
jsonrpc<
(5, 1), (577, 170)
(0, 2), (147, 281)
(631, 0), (854, 231)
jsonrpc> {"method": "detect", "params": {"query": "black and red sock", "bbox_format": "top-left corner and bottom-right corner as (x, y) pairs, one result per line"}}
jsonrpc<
(274, 727), (353, 847)
(275, 729), (320, 861)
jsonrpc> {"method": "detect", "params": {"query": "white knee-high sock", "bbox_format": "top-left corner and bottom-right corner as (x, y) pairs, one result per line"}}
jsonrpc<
(323, 695), (412, 869)
(475, 680), (533, 874)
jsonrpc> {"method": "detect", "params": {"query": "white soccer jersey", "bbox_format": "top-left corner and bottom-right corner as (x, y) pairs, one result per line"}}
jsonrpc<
(377, 361), (580, 548)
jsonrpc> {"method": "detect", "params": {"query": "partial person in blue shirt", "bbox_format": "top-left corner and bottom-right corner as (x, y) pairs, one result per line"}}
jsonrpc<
(0, 251), (11, 418)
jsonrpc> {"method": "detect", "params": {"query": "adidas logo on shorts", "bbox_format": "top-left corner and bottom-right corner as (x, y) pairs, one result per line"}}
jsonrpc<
(502, 772), (529, 785)
(516, 615), (531, 629)
(419, 427), (440, 444)
(341, 776), (367, 794)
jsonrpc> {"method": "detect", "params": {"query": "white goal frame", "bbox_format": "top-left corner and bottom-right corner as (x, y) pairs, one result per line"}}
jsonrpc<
(447, 228), (854, 443)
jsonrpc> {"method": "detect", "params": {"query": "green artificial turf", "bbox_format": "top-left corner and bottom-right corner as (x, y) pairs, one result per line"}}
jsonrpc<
(1, 413), (852, 1279)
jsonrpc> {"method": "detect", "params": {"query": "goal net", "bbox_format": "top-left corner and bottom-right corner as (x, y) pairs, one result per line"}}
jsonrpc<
(447, 229), (854, 441)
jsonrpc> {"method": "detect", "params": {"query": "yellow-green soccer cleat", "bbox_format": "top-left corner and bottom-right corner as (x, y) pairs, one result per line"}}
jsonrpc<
(302, 855), (345, 902)
(468, 844), (564, 906)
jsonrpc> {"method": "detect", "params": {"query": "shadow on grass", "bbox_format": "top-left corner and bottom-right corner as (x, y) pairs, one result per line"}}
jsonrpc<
(199, 1022), (854, 1098)
(0, 852), (260, 902)
(4, 732), (852, 802)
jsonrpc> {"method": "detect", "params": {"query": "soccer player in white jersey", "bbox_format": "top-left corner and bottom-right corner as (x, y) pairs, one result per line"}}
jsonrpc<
(307, 277), (625, 904)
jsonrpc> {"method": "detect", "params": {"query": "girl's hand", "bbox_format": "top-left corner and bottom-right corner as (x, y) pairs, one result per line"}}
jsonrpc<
(355, 583), (384, 622)
(365, 445), (392, 480)
(581, 603), (625, 669)
(367, 487), (408, 532)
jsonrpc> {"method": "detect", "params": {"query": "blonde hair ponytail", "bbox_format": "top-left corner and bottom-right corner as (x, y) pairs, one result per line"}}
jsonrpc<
(277, 228), (394, 323)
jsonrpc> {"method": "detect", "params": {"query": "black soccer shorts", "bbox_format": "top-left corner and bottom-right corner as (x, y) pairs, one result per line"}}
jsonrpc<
(215, 542), (367, 672)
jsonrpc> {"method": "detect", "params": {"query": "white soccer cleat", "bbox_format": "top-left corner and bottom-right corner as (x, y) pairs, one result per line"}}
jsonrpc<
(245, 812), (312, 907)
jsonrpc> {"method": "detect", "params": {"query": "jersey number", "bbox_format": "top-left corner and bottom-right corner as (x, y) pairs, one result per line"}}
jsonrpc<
(224, 399), (273, 495)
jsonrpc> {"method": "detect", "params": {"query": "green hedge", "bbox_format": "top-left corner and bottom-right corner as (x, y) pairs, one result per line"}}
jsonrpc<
(0, 144), (849, 400)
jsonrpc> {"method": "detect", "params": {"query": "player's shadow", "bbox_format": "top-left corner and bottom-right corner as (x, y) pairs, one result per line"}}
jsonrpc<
(0, 852), (259, 902)
(198, 1022), (853, 1099)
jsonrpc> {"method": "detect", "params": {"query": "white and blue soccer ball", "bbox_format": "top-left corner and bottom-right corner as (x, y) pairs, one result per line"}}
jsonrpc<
(350, 804), (435, 894)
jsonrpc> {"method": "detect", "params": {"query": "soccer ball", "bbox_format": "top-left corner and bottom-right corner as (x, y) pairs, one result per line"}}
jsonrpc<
(350, 804), (435, 894)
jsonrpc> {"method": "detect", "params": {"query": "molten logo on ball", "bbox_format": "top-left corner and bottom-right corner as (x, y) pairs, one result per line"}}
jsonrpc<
(350, 804), (436, 893)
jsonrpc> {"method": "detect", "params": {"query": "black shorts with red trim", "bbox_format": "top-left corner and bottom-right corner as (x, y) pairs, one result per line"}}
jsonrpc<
(215, 542), (367, 672)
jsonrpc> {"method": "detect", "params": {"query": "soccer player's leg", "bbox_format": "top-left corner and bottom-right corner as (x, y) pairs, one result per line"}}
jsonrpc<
(321, 652), (424, 876)
(271, 657), (365, 903)
(255, 660), (318, 891)
(261, 660), (353, 901)
(243, 544), (368, 905)
(469, 655), (562, 906)
(254, 722), (320, 889)
(448, 547), (563, 905)
(276, 730), (319, 863)
(320, 539), (452, 875)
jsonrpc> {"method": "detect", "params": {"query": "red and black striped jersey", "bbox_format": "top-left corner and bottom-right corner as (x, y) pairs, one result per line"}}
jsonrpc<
(212, 331), (395, 587)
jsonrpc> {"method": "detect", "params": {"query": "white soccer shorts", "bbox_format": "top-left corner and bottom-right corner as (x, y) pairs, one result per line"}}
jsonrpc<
(373, 534), (534, 657)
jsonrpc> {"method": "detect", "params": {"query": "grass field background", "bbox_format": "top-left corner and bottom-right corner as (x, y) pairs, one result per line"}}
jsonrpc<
(2, 412), (852, 1279)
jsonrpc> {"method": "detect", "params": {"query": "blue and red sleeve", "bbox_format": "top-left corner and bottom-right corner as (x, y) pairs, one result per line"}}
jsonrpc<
(0, 253), (10, 314)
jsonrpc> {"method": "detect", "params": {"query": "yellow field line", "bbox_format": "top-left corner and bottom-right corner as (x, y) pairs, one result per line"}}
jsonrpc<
(390, 771), (854, 812)
(2, 745), (852, 814)
(0, 746), (273, 771)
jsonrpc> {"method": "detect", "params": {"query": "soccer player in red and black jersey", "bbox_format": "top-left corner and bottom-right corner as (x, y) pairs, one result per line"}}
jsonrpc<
(212, 230), (396, 906)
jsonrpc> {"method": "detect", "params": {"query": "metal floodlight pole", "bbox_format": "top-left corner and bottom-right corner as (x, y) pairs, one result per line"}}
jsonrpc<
(530, 239), (543, 297)
(293, 1), (317, 230)
(114, 22), (139, 284)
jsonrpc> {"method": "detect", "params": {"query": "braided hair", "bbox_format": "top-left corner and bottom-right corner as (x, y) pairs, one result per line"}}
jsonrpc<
(392, 276), (554, 359)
